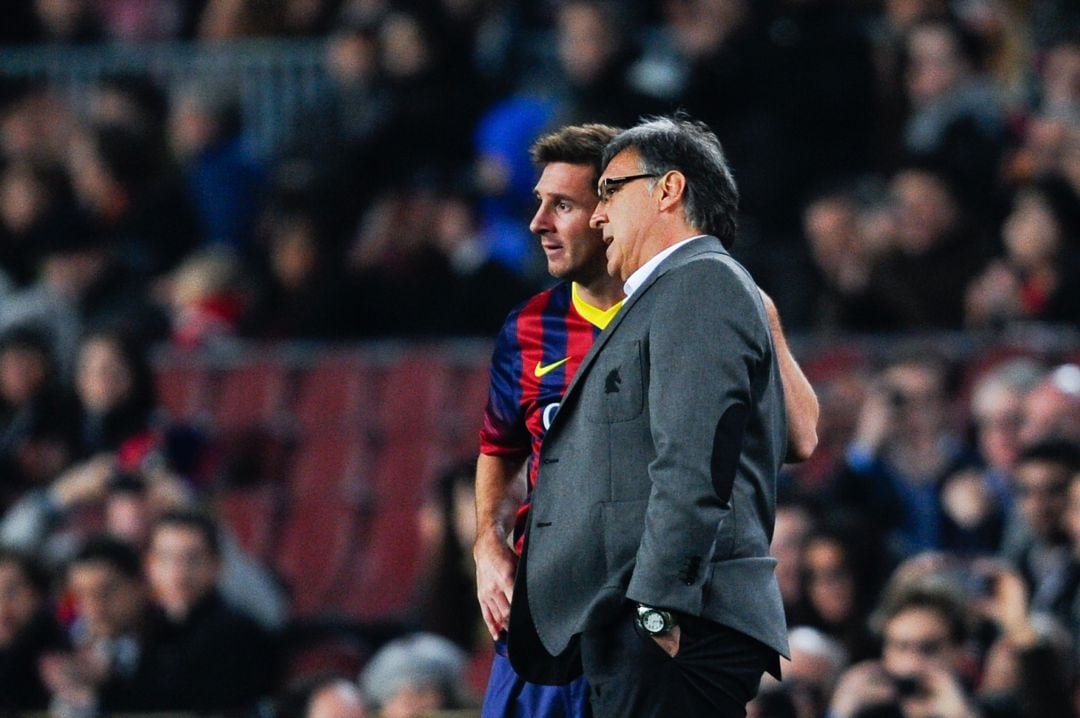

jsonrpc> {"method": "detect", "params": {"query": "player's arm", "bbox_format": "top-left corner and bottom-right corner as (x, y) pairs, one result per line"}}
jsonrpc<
(758, 289), (819, 463)
(474, 453), (527, 640)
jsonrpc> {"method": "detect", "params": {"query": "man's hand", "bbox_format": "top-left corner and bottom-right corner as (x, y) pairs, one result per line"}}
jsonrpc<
(900, 667), (979, 718)
(474, 528), (518, 640)
(650, 625), (681, 657)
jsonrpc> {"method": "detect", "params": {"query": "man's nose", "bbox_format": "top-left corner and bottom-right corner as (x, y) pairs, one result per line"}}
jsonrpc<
(529, 206), (551, 235)
(589, 206), (607, 229)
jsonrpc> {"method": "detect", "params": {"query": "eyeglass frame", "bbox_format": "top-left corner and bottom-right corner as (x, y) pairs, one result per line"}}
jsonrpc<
(596, 173), (659, 202)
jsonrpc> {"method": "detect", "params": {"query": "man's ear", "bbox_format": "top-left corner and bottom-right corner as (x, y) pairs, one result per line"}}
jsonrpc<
(656, 171), (686, 212)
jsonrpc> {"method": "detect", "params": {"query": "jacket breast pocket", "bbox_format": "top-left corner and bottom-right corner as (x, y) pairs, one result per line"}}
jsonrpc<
(586, 340), (644, 423)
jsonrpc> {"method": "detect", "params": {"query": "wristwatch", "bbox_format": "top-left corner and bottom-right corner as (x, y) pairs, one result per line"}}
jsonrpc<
(635, 604), (677, 636)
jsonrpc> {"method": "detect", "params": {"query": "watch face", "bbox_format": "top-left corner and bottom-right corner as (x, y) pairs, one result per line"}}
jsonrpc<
(642, 611), (666, 633)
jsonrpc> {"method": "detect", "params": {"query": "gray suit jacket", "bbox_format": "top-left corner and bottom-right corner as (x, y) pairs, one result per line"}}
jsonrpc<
(508, 236), (789, 683)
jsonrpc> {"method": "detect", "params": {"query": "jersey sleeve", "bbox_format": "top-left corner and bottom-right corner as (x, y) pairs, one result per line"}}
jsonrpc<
(479, 309), (531, 458)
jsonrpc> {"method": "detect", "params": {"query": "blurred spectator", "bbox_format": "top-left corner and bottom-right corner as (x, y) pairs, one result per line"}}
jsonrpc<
(966, 176), (1080, 328)
(281, 19), (389, 243)
(1020, 364), (1080, 446)
(279, 673), (369, 718)
(1001, 440), (1080, 617)
(242, 208), (354, 340)
(159, 248), (246, 348)
(0, 159), (81, 287)
(969, 358), (1045, 479)
(412, 460), (481, 651)
(776, 626), (849, 718)
(901, 16), (1008, 208)
(829, 579), (978, 718)
(867, 165), (992, 329)
(168, 81), (265, 255)
(31, 0), (103, 44)
(74, 328), (157, 459)
(772, 499), (817, 622)
(349, 186), (532, 336)
(94, 0), (185, 43)
(67, 121), (198, 278)
(0, 88), (75, 165)
(938, 465), (1007, 554)
(42, 536), (152, 713)
(140, 510), (277, 712)
(549, 0), (661, 128)
(799, 529), (878, 662)
(800, 181), (896, 331)
(1059, 466), (1080, 646)
(0, 224), (165, 371)
(359, 632), (469, 718)
(0, 326), (79, 503)
(374, 11), (477, 184)
(0, 549), (64, 712)
(833, 355), (971, 557)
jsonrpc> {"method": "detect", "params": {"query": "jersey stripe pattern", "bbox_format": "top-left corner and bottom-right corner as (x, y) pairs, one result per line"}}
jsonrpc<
(479, 282), (607, 552)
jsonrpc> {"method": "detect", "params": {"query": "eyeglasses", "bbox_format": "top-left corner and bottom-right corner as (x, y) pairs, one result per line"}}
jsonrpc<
(597, 173), (658, 202)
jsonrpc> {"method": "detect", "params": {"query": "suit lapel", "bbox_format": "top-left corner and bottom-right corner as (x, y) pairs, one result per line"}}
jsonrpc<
(550, 236), (729, 434)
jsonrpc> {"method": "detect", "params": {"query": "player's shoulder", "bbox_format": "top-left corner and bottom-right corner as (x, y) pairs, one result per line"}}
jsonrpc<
(499, 281), (572, 331)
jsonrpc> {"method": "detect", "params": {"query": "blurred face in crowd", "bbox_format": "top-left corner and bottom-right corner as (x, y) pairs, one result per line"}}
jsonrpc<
(76, 336), (133, 415)
(381, 683), (446, 718)
(1013, 458), (1070, 543)
(106, 490), (152, 547)
(146, 525), (219, 619)
(308, 680), (368, 718)
(379, 13), (430, 80)
(558, 2), (617, 85)
(0, 559), (40, 647)
(1020, 378), (1080, 445)
(1042, 42), (1080, 114)
(530, 162), (608, 286)
(772, 505), (813, 608)
(971, 383), (1026, 473)
(882, 606), (960, 680)
(1003, 189), (1064, 269)
(890, 170), (958, 255)
(882, 362), (947, 440)
(804, 537), (857, 625)
(0, 343), (48, 407)
(68, 561), (145, 639)
(0, 163), (48, 234)
(905, 23), (969, 106)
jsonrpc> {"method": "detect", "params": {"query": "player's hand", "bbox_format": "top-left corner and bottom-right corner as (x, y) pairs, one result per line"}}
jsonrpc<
(474, 528), (518, 640)
(651, 625), (681, 657)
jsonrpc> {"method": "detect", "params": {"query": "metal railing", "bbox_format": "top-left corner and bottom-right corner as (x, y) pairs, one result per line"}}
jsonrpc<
(0, 40), (331, 159)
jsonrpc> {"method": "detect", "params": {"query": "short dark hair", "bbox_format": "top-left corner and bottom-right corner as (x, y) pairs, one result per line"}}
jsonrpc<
(1017, 440), (1080, 473)
(530, 123), (622, 187)
(879, 581), (969, 646)
(0, 548), (51, 594)
(70, 535), (143, 581)
(602, 114), (740, 248)
(150, 510), (221, 558)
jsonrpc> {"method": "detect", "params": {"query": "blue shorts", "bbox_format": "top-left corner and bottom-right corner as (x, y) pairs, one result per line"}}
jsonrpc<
(481, 639), (591, 718)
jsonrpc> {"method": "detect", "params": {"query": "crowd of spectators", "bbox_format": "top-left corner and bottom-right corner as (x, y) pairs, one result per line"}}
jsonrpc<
(0, 0), (1078, 716)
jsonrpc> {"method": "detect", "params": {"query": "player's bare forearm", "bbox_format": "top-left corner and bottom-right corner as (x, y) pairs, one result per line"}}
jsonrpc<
(759, 289), (819, 462)
(474, 453), (527, 639)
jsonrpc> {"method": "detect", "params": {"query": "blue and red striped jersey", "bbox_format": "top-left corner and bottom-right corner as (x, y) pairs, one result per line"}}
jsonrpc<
(479, 281), (621, 552)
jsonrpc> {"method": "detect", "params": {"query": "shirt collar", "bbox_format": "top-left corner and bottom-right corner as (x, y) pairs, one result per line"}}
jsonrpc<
(622, 235), (706, 299)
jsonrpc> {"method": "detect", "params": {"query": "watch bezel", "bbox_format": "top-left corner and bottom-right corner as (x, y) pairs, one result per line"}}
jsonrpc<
(635, 605), (675, 636)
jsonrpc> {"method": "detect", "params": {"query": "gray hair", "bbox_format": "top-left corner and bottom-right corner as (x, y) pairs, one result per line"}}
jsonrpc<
(601, 115), (739, 248)
(358, 632), (466, 709)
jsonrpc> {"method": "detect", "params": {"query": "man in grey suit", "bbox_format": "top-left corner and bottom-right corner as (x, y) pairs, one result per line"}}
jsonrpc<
(508, 116), (789, 717)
